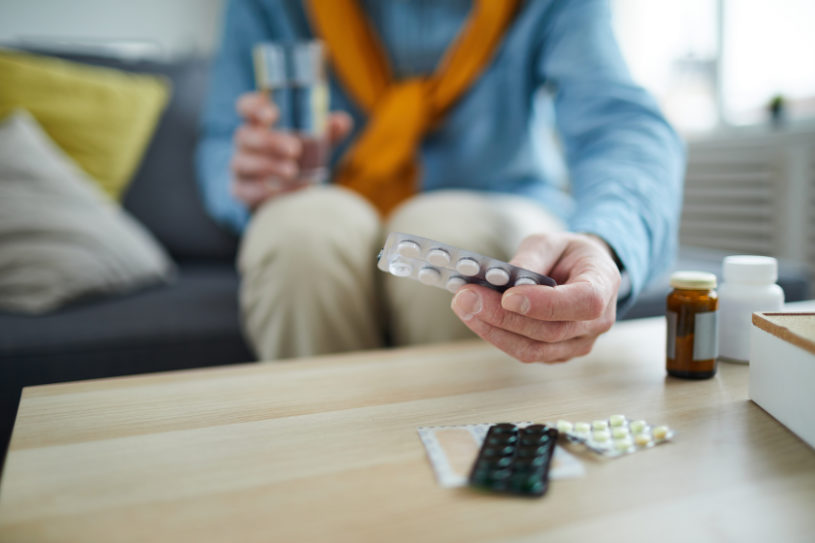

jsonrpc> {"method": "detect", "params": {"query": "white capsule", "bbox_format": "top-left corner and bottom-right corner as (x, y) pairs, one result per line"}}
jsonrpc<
(592, 420), (608, 431)
(485, 267), (510, 286)
(446, 276), (467, 293)
(396, 240), (421, 258)
(514, 276), (538, 286)
(634, 433), (652, 447)
(417, 267), (441, 286)
(388, 261), (412, 277)
(426, 248), (451, 267)
(455, 257), (480, 276)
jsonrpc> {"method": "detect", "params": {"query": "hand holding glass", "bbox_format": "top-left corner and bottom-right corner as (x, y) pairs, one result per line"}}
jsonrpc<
(253, 41), (329, 185)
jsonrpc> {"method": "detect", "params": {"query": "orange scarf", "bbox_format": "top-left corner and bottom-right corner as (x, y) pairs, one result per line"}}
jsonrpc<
(306, 0), (520, 215)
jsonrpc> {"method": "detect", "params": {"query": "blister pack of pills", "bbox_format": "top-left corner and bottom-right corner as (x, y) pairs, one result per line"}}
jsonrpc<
(377, 232), (556, 294)
(554, 415), (674, 457)
(468, 423), (559, 497)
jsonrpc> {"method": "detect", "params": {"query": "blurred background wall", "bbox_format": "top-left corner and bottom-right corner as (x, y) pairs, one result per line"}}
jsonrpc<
(0, 0), (225, 59)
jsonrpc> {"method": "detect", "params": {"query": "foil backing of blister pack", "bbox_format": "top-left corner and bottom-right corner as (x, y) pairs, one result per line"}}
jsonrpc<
(377, 232), (556, 293)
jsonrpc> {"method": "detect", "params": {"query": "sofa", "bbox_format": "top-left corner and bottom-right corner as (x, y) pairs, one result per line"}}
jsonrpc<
(1, 51), (811, 456)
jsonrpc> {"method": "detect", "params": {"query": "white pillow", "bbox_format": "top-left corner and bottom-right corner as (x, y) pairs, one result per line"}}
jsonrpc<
(0, 110), (174, 314)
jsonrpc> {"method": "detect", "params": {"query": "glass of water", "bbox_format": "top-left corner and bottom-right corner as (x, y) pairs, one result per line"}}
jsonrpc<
(253, 41), (329, 184)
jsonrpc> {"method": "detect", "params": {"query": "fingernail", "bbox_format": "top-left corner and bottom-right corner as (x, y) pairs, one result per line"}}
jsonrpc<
(261, 107), (275, 124)
(452, 289), (482, 321)
(502, 292), (530, 315)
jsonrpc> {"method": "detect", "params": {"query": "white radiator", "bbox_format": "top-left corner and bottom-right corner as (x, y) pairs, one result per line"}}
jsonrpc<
(681, 128), (815, 282)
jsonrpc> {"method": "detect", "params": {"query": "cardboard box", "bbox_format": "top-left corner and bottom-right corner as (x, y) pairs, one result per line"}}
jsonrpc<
(750, 312), (815, 449)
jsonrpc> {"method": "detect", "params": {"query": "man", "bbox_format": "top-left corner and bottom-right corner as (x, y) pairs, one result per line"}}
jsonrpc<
(196, 0), (685, 362)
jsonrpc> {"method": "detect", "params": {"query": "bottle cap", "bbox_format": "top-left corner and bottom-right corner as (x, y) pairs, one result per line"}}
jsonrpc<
(722, 255), (778, 284)
(669, 271), (717, 290)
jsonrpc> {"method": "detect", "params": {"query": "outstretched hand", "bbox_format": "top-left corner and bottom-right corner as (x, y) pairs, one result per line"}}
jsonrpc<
(451, 232), (621, 363)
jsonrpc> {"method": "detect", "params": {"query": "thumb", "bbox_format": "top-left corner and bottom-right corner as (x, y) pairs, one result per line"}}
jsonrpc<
(327, 111), (353, 145)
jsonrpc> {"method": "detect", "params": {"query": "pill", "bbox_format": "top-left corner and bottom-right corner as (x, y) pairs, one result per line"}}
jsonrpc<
(630, 420), (648, 434)
(574, 422), (591, 434)
(592, 420), (608, 431)
(388, 261), (413, 277)
(609, 414), (626, 427)
(614, 438), (633, 452)
(446, 276), (467, 293)
(652, 426), (670, 440)
(485, 267), (510, 286)
(514, 276), (538, 286)
(456, 257), (480, 276)
(634, 433), (652, 447)
(396, 240), (421, 258)
(592, 430), (610, 443)
(611, 427), (629, 439)
(556, 420), (573, 433)
(417, 267), (441, 286)
(426, 248), (451, 267)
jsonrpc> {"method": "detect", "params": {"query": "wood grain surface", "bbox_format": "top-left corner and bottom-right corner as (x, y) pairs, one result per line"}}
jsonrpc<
(1, 317), (814, 542)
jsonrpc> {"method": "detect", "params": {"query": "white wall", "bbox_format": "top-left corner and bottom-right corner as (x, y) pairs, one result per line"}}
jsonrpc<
(0, 0), (226, 58)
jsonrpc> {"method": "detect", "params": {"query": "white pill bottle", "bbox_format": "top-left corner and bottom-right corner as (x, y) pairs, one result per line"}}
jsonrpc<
(718, 255), (784, 363)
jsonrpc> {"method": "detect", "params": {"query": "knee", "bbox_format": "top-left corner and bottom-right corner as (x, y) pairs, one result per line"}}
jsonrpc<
(239, 186), (381, 276)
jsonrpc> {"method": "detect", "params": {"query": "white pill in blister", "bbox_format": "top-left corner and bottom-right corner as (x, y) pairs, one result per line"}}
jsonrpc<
(611, 427), (629, 439)
(389, 261), (413, 277)
(634, 433), (652, 447)
(592, 420), (608, 431)
(652, 426), (670, 440)
(614, 438), (633, 452)
(417, 267), (441, 286)
(455, 257), (480, 276)
(446, 276), (466, 293)
(396, 240), (422, 258)
(514, 277), (538, 286)
(556, 420), (573, 433)
(592, 430), (610, 443)
(609, 414), (626, 427)
(485, 267), (510, 286)
(630, 420), (648, 434)
(426, 248), (451, 267)
(574, 422), (591, 434)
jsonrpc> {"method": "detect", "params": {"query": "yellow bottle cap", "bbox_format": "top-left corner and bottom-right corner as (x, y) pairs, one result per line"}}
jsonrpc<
(669, 271), (717, 290)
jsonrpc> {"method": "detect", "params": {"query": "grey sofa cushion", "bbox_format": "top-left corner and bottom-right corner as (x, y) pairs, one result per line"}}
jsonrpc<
(0, 263), (252, 385)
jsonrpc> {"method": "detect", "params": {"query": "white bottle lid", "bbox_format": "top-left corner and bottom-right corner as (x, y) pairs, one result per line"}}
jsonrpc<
(722, 255), (778, 284)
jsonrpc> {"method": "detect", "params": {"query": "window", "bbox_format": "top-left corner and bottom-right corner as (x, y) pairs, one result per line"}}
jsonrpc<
(612, 0), (815, 132)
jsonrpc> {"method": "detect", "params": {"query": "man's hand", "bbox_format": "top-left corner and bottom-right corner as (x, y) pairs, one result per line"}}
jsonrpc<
(451, 232), (621, 363)
(231, 91), (353, 210)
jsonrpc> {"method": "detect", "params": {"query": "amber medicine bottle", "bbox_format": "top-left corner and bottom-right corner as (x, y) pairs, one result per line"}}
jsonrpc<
(666, 271), (719, 379)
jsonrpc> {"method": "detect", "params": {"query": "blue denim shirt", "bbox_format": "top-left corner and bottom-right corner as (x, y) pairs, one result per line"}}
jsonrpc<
(196, 0), (685, 304)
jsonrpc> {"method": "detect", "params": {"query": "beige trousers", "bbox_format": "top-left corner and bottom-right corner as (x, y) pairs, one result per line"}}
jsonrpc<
(238, 186), (563, 360)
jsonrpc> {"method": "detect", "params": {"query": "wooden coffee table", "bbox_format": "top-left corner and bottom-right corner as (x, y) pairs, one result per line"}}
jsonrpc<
(1, 317), (814, 542)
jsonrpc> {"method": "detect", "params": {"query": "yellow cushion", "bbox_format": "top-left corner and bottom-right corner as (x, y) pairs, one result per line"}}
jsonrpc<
(0, 49), (170, 200)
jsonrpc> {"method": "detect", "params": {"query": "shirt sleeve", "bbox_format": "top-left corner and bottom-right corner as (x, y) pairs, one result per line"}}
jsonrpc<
(195, 0), (279, 233)
(535, 0), (686, 313)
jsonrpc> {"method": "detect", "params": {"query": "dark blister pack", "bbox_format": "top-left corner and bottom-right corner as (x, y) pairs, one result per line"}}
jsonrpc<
(468, 423), (558, 497)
